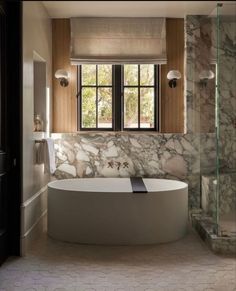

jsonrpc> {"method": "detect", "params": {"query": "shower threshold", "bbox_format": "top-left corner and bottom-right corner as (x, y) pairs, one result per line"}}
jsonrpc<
(190, 209), (236, 254)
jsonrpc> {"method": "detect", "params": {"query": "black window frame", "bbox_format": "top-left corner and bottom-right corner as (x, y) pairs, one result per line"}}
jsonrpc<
(78, 64), (114, 131)
(122, 64), (158, 131)
(77, 64), (159, 131)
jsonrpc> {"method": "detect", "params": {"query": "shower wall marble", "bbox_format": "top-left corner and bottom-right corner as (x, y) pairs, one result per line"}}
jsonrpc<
(217, 18), (236, 171)
(186, 16), (216, 135)
(186, 15), (236, 173)
(185, 16), (217, 177)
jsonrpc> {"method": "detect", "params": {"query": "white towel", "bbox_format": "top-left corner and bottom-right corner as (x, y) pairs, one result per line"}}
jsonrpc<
(44, 138), (56, 174)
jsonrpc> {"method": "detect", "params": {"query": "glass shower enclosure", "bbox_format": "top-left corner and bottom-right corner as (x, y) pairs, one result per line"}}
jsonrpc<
(199, 3), (236, 239)
(215, 3), (236, 237)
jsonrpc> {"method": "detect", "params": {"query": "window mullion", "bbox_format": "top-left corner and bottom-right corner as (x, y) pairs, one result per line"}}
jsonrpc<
(79, 65), (82, 131)
(138, 65), (140, 129)
(155, 65), (158, 132)
(114, 65), (122, 131)
(96, 65), (98, 128)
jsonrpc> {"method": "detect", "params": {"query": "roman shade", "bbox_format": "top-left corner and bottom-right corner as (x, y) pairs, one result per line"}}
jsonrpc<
(70, 17), (167, 64)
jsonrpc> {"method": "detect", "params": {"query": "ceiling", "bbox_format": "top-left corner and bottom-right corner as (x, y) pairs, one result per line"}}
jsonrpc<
(42, 1), (236, 18)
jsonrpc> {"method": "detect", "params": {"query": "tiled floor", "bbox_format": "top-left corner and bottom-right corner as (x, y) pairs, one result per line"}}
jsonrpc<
(0, 229), (235, 291)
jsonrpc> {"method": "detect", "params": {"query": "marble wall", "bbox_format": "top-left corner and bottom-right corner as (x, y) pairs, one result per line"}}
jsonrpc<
(217, 18), (236, 171)
(186, 15), (236, 173)
(202, 172), (236, 216)
(52, 132), (200, 208)
(185, 16), (216, 135)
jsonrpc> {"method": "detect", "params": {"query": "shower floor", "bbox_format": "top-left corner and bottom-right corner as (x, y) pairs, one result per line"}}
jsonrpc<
(220, 211), (236, 237)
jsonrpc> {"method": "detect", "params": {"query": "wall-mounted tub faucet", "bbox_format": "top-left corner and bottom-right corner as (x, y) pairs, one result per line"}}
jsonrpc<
(107, 161), (129, 170)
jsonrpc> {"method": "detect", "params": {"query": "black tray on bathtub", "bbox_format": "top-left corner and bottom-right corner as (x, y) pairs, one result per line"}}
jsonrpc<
(130, 177), (148, 193)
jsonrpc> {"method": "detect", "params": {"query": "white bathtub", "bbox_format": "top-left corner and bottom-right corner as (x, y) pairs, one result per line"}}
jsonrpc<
(48, 178), (188, 245)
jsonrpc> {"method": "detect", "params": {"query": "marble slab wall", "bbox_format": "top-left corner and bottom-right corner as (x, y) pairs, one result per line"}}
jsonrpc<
(185, 16), (215, 134)
(186, 15), (236, 173)
(202, 172), (236, 216)
(217, 19), (236, 171)
(52, 132), (201, 208)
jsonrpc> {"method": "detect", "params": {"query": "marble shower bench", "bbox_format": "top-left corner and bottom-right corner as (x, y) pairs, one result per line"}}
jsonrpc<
(201, 172), (236, 216)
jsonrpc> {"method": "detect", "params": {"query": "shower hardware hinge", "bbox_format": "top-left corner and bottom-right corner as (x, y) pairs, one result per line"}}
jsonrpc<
(233, 119), (236, 129)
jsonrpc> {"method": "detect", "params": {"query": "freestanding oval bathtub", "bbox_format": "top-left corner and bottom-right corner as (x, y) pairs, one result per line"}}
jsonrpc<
(48, 178), (188, 245)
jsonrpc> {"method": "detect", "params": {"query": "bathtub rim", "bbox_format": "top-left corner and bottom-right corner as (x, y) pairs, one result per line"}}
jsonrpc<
(48, 178), (188, 193)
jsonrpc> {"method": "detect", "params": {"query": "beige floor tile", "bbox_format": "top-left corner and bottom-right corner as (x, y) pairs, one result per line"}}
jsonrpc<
(0, 230), (235, 290)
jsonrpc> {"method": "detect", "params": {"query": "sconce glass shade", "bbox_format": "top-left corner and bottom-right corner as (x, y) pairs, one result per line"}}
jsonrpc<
(199, 70), (215, 81)
(167, 70), (181, 88)
(55, 69), (69, 79)
(55, 69), (69, 87)
(167, 70), (181, 80)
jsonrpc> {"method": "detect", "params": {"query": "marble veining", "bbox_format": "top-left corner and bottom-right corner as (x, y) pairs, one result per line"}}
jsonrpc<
(202, 172), (236, 216)
(52, 132), (200, 207)
(186, 15), (236, 172)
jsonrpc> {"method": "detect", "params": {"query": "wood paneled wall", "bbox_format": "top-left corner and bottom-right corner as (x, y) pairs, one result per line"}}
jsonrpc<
(52, 19), (77, 132)
(52, 18), (184, 133)
(160, 18), (184, 133)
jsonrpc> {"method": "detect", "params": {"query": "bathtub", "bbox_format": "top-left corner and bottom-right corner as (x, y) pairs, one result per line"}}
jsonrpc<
(48, 178), (188, 245)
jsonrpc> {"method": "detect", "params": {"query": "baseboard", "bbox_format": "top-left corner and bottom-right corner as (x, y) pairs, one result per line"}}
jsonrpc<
(21, 185), (48, 255)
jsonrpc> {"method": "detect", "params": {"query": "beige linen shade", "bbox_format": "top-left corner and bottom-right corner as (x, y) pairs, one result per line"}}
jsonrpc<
(70, 17), (167, 64)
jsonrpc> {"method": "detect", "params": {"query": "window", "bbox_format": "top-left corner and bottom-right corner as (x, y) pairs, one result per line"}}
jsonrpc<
(80, 64), (113, 129)
(123, 64), (156, 129)
(78, 64), (158, 131)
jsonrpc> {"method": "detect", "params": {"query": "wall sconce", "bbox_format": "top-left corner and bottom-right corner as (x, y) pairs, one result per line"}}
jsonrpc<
(167, 70), (181, 88)
(199, 70), (215, 87)
(55, 69), (69, 87)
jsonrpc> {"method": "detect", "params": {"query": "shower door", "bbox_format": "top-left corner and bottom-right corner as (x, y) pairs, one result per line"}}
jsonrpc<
(216, 3), (236, 236)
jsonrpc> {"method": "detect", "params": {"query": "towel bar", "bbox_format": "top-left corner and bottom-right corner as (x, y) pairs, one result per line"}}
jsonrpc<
(35, 140), (45, 144)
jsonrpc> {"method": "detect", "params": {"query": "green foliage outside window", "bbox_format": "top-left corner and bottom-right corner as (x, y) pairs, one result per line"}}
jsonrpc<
(80, 64), (156, 129)
(81, 65), (112, 128)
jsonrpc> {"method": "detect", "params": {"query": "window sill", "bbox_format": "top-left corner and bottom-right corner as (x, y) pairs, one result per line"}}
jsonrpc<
(53, 130), (161, 135)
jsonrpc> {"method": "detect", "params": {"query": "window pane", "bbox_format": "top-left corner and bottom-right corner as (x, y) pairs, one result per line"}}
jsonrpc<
(140, 88), (155, 128)
(82, 65), (96, 85)
(124, 65), (138, 86)
(140, 64), (154, 86)
(81, 87), (96, 128)
(98, 65), (112, 86)
(98, 88), (112, 128)
(124, 88), (138, 128)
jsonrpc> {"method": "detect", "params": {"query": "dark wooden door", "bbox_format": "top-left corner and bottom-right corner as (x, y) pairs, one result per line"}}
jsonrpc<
(0, 1), (21, 265)
(0, 2), (8, 265)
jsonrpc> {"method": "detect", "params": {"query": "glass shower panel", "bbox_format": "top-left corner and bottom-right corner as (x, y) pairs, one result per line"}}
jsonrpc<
(216, 3), (236, 236)
(196, 14), (218, 231)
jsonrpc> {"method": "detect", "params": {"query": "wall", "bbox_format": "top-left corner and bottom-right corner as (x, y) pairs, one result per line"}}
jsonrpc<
(22, 1), (52, 254)
(186, 15), (236, 174)
(217, 18), (236, 171)
(52, 132), (200, 208)
(161, 18), (184, 133)
(52, 19), (77, 133)
(52, 18), (185, 133)
(34, 61), (46, 130)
